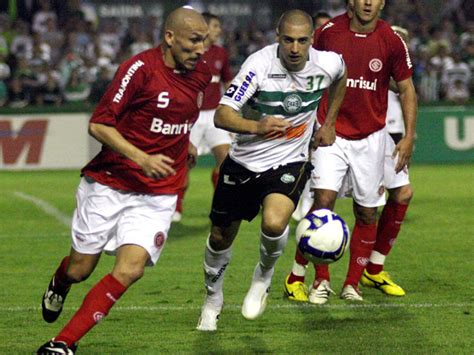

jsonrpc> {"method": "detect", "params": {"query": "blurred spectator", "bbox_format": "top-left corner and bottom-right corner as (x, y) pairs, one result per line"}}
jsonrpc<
(430, 44), (454, 73)
(40, 17), (64, 64)
(0, 47), (9, 106)
(418, 62), (441, 102)
(89, 65), (112, 104)
(129, 32), (153, 56)
(446, 79), (470, 104)
(8, 77), (30, 108)
(63, 67), (90, 102)
(441, 51), (471, 96)
(32, 0), (57, 35)
(36, 69), (62, 106)
(10, 20), (33, 59)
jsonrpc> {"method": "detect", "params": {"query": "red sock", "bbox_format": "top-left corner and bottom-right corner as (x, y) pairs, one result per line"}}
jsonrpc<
(288, 249), (309, 283)
(55, 274), (126, 346)
(344, 221), (377, 287)
(211, 168), (219, 189)
(53, 256), (71, 293)
(175, 187), (186, 213)
(367, 201), (409, 274)
(314, 264), (330, 281)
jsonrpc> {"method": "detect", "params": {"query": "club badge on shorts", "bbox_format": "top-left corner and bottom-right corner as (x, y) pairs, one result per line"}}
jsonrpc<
(197, 91), (204, 109)
(280, 173), (295, 184)
(154, 232), (165, 249)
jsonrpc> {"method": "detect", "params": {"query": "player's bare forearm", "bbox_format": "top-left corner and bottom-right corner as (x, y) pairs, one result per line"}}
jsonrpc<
(214, 105), (289, 135)
(395, 78), (418, 172)
(313, 70), (347, 148)
(89, 123), (175, 178)
(324, 69), (347, 129)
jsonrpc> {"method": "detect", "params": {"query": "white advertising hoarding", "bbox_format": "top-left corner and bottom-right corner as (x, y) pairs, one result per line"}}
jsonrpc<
(0, 114), (100, 170)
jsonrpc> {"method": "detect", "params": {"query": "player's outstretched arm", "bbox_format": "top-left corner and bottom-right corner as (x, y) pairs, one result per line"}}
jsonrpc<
(313, 69), (347, 149)
(214, 104), (290, 136)
(394, 77), (417, 173)
(89, 123), (176, 178)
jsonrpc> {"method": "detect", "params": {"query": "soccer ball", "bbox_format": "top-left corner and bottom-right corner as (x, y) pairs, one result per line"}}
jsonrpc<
(295, 209), (350, 264)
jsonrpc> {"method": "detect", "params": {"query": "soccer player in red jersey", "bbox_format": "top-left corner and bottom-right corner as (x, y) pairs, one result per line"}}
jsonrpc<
(284, 0), (417, 303)
(37, 8), (211, 354)
(173, 12), (233, 222)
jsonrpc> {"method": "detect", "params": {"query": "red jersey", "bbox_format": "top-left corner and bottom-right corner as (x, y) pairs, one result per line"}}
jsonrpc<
(82, 46), (211, 194)
(314, 14), (413, 139)
(201, 44), (233, 110)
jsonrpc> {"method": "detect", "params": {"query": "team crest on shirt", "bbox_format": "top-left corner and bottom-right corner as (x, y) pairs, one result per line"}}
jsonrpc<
(154, 232), (165, 249)
(197, 91), (204, 109)
(283, 94), (302, 114)
(369, 58), (383, 72)
(215, 60), (222, 70)
(280, 173), (295, 184)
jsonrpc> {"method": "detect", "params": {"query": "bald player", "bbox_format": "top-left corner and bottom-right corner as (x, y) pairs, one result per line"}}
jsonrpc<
(37, 7), (211, 354)
(196, 9), (346, 331)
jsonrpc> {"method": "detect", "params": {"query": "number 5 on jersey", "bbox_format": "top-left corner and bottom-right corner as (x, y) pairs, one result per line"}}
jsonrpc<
(157, 92), (170, 108)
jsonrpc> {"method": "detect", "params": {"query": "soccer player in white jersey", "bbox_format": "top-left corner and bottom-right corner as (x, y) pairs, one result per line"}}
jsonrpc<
(196, 9), (347, 331)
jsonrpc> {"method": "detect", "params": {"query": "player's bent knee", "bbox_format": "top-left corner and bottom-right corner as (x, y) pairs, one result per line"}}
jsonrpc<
(261, 219), (287, 237)
(389, 185), (413, 205)
(66, 267), (93, 283)
(112, 267), (144, 287)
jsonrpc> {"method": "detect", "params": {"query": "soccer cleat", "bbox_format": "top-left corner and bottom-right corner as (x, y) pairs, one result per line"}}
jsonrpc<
(42, 277), (70, 323)
(308, 279), (335, 305)
(284, 275), (308, 302)
(37, 339), (77, 354)
(196, 301), (222, 331)
(340, 284), (364, 301)
(360, 270), (406, 296)
(241, 264), (273, 320)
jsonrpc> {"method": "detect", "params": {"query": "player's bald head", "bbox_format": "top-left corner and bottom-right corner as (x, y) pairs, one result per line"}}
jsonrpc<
(277, 9), (314, 34)
(165, 7), (207, 34)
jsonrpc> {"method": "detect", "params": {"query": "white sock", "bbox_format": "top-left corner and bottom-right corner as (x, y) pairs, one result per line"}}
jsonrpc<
(259, 226), (289, 275)
(369, 250), (386, 266)
(203, 236), (232, 306)
(291, 261), (307, 277)
(300, 182), (313, 217)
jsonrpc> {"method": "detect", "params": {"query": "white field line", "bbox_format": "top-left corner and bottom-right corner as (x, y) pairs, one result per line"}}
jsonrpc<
(0, 302), (470, 313)
(13, 191), (70, 227)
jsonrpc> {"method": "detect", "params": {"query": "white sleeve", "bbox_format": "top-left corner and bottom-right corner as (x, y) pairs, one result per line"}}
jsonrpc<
(219, 54), (261, 111)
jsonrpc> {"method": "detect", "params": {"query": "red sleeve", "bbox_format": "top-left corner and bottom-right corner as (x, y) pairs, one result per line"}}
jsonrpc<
(90, 58), (148, 126)
(313, 26), (325, 50)
(221, 49), (233, 83)
(389, 32), (413, 82)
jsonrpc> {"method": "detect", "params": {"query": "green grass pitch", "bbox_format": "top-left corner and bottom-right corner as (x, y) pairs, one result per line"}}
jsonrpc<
(0, 164), (472, 353)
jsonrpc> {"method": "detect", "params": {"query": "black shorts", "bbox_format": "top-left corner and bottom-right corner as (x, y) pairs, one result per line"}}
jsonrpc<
(210, 156), (313, 227)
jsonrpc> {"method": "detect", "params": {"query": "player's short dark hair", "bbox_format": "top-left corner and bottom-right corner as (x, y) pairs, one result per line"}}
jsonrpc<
(202, 12), (220, 24)
(277, 9), (314, 34)
(313, 11), (331, 27)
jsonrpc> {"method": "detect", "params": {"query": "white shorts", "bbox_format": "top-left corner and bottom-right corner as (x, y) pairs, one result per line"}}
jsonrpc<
(190, 109), (232, 155)
(310, 128), (387, 207)
(71, 177), (177, 266)
(384, 132), (410, 189)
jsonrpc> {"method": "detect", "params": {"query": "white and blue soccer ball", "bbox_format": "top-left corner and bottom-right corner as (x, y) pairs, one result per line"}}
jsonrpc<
(295, 209), (350, 264)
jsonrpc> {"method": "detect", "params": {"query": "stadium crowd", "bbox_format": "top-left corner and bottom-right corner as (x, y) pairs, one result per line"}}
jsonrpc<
(0, 0), (472, 108)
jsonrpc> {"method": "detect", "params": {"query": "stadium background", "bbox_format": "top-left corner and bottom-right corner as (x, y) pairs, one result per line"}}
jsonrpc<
(0, 1), (472, 353)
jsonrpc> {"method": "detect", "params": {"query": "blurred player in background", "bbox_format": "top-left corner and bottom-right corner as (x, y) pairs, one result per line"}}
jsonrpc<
(173, 12), (233, 223)
(284, 0), (417, 304)
(196, 9), (347, 331)
(37, 8), (210, 354)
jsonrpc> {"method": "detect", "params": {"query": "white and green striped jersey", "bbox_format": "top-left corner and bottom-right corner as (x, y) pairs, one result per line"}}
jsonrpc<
(220, 43), (345, 172)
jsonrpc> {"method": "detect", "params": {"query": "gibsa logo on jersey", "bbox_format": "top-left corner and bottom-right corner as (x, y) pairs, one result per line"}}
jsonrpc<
(113, 60), (145, 103)
(233, 71), (256, 102)
(283, 94), (302, 114)
(150, 118), (193, 135)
